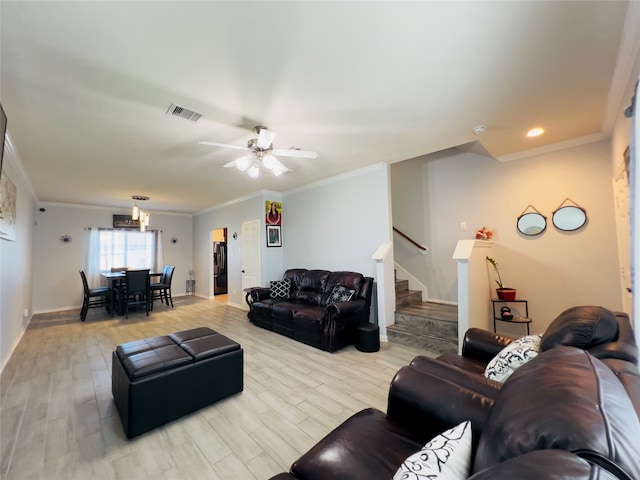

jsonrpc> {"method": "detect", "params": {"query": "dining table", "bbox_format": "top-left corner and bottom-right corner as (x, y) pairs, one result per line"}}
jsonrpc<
(101, 270), (163, 315)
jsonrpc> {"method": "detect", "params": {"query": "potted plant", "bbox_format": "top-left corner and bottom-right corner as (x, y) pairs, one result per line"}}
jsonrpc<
(486, 256), (517, 301)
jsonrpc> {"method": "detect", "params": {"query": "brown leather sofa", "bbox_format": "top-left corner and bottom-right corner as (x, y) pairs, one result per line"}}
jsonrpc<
(246, 269), (374, 352)
(269, 306), (640, 479)
(410, 306), (638, 400)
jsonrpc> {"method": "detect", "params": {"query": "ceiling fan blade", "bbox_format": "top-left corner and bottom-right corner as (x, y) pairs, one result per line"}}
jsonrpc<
(257, 128), (277, 149)
(272, 148), (318, 159)
(199, 141), (250, 152)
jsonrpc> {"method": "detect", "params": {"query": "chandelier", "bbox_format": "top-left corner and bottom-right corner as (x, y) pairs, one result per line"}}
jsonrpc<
(131, 195), (150, 232)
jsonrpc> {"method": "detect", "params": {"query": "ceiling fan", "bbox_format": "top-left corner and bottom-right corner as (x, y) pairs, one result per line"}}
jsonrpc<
(199, 126), (318, 178)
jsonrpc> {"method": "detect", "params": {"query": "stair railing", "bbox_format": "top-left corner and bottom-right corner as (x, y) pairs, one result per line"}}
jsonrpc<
(393, 227), (428, 254)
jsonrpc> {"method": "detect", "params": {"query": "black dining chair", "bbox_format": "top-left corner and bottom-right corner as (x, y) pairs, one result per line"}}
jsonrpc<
(120, 269), (151, 319)
(150, 265), (175, 310)
(79, 270), (114, 321)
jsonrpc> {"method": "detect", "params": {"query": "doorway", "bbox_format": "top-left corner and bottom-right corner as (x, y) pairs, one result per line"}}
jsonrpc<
(212, 227), (228, 303)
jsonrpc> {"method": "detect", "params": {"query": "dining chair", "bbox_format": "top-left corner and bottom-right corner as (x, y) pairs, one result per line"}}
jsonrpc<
(121, 269), (150, 319)
(79, 270), (114, 321)
(150, 265), (169, 309)
(150, 265), (175, 310)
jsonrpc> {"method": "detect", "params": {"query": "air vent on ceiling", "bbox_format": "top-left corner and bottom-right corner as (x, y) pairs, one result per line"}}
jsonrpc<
(166, 103), (202, 122)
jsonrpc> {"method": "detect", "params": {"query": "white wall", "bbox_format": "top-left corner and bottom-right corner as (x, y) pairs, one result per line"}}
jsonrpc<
(283, 163), (392, 278)
(392, 140), (624, 333)
(193, 165), (394, 318)
(390, 157), (432, 291)
(193, 192), (284, 308)
(0, 136), (36, 372)
(32, 204), (193, 312)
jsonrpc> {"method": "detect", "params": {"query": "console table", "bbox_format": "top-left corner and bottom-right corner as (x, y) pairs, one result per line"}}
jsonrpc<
(492, 299), (532, 335)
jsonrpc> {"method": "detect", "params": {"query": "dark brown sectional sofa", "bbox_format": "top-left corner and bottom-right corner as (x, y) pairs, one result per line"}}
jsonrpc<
(246, 269), (374, 352)
(269, 306), (640, 479)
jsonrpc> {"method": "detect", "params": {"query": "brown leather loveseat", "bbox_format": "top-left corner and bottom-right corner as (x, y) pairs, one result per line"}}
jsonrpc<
(246, 269), (374, 352)
(411, 305), (638, 401)
(269, 306), (640, 479)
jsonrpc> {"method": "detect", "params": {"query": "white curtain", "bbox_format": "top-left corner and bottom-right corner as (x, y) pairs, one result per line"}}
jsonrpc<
(155, 230), (164, 273)
(87, 228), (101, 288)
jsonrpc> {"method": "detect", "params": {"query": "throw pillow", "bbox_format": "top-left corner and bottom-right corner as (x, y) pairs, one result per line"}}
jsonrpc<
(325, 284), (355, 305)
(393, 421), (472, 480)
(270, 279), (291, 299)
(484, 334), (543, 383)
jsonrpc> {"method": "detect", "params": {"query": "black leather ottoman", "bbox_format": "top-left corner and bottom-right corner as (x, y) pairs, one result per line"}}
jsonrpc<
(356, 323), (380, 352)
(112, 327), (243, 438)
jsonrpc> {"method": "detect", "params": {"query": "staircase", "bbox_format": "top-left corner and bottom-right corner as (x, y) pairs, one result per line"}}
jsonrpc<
(388, 278), (458, 355)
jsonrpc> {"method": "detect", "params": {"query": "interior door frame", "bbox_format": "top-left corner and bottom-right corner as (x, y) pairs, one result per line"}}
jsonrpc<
(241, 219), (262, 310)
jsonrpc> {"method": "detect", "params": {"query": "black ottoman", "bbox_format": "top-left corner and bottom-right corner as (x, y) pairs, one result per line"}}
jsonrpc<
(112, 327), (243, 438)
(356, 323), (380, 352)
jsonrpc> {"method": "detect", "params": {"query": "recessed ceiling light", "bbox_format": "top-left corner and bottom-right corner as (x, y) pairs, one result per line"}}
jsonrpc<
(527, 127), (545, 137)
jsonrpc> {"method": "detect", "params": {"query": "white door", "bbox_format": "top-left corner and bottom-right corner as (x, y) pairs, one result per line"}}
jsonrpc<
(241, 220), (261, 308)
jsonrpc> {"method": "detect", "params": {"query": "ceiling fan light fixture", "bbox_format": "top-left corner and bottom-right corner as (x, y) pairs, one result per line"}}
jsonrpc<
(236, 155), (252, 171)
(256, 126), (277, 149)
(269, 157), (287, 176)
(200, 125), (317, 178)
(262, 154), (277, 170)
(248, 164), (260, 178)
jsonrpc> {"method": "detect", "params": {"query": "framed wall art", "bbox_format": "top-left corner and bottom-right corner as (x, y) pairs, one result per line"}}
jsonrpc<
(266, 200), (282, 225)
(113, 214), (140, 229)
(0, 172), (17, 241)
(266, 225), (282, 247)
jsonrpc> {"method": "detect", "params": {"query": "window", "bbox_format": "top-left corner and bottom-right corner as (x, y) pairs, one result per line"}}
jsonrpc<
(98, 229), (155, 272)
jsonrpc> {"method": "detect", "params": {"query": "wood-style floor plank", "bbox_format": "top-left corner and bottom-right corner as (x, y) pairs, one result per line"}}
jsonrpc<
(1, 296), (436, 479)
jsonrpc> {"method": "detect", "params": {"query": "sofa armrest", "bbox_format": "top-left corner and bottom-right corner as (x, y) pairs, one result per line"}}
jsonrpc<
(410, 355), (503, 399)
(386, 365), (494, 446)
(587, 341), (639, 364)
(248, 287), (272, 303)
(462, 328), (514, 364)
(325, 299), (368, 320)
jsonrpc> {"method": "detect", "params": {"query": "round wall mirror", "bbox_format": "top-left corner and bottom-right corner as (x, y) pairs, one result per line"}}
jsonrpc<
(553, 205), (587, 231)
(517, 212), (547, 236)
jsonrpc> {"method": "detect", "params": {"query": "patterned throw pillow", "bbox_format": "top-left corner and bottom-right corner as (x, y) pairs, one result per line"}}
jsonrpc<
(484, 334), (543, 383)
(270, 279), (291, 299)
(325, 284), (355, 305)
(393, 421), (472, 480)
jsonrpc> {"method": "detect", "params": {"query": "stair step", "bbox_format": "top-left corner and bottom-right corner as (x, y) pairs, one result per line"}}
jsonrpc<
(395, 278), (409, 293)
(390, 301), (458, 354)
(396, 301), (457, 322)
(395, 289), (422, 308)
(394, 311), (457, 338)
(387, 324), (457, 355)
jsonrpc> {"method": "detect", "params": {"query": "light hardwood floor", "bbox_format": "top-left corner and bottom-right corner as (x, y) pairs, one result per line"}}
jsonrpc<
(1, 296), (436, 480)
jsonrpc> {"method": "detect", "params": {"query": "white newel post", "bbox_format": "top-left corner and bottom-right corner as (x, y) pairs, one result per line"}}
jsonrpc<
(453, 240), (473, 354)
(453, 239), (494, 354)
(372, 242), (394, 341)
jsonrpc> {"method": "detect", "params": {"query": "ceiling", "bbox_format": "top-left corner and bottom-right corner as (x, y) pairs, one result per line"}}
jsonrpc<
(1, 1), (637, 214)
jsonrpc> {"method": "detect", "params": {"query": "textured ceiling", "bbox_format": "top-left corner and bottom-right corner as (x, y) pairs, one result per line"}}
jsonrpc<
(0, 1), (636, 214)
